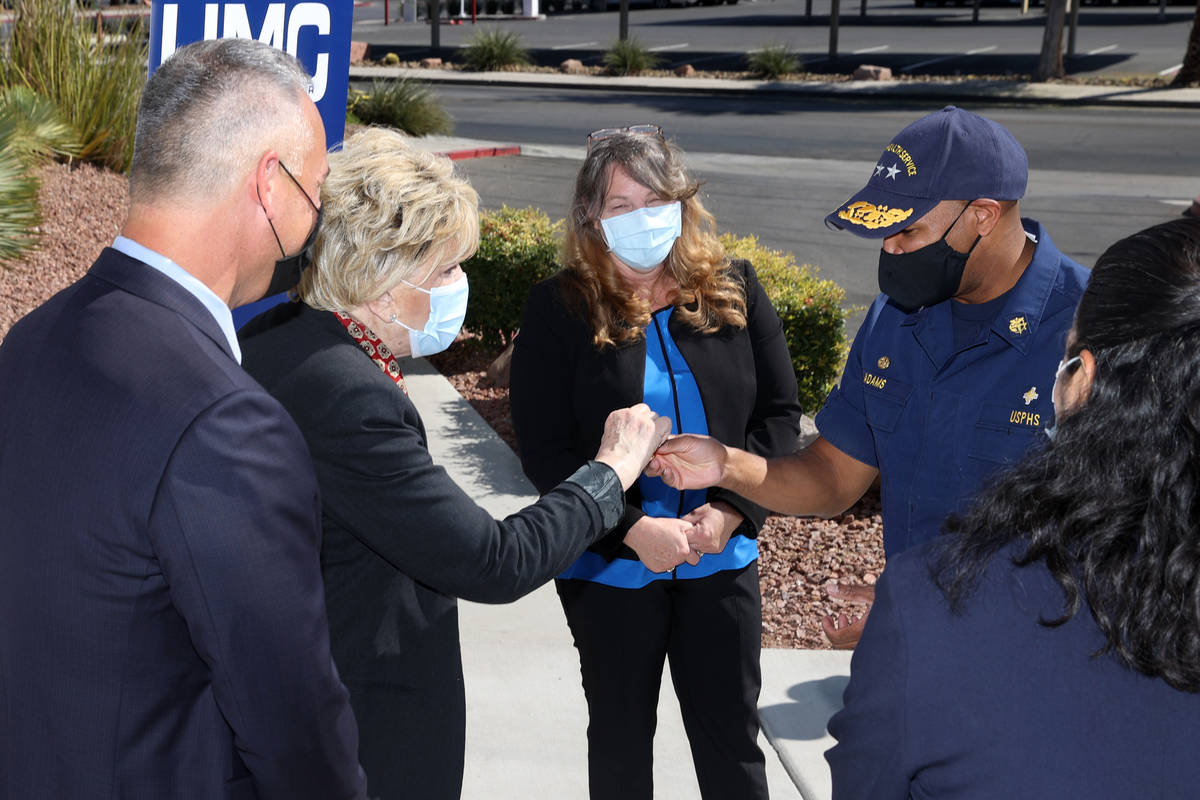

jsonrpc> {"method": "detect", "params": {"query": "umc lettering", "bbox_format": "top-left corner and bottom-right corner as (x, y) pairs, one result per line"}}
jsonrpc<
(157, 3), (330, 101)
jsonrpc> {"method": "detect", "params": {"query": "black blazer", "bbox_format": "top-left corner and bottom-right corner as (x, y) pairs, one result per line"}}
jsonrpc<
(511, 259), (803, 561)
(240, 302), (618, 798)
(0, 249), (364, 799)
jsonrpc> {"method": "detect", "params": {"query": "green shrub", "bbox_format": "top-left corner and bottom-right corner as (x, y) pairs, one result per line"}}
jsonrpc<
(347, 79), (453, 136)
(0, 86), (81, 164)
(721, 232), (850, 413)
(0, 0), (146, 172)
(746, 43), (800, 80)
(603, 37), (662, 76)
(0, 123), (42, 266)
(463, 206), (564, 350)
(383, 51), (401, 66)
(460, 29), (531, 72)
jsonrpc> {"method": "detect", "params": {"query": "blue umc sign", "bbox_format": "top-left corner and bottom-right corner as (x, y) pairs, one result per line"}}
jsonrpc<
(148, 1), (352, 149)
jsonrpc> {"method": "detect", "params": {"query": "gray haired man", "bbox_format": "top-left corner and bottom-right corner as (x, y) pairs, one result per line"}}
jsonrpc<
(0, 38), (365, 798)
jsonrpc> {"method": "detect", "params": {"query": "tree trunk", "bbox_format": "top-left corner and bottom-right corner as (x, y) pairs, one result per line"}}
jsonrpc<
(1034, 0), (1069, 81)
(1172, 0), (1200, 86)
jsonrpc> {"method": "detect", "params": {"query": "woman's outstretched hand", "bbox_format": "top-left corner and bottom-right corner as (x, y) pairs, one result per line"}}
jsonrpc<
(595, 404), (674, 490)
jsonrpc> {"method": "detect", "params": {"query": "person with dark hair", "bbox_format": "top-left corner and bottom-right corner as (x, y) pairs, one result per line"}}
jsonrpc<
(824, 217), (1200, 798)
(0, 39), (366, 797)
(510, 126), (803, 799)
(649, 106), (1089, 647)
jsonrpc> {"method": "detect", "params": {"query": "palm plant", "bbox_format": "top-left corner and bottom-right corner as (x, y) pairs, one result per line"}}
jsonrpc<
(0, 0), (147, 171)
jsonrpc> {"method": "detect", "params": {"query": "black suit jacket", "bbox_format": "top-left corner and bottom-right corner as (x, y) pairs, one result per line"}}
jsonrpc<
(510, 259), (803, 561)
(239, 302), (617, 799)
(0, 248), (364, 800)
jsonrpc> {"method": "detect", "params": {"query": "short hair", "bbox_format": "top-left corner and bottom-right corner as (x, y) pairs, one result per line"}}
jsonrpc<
(299, 127), (480, 311)
(935, 217), (1200, 692)
(130, 38), (314, 203)
(562, 131), (745, 349)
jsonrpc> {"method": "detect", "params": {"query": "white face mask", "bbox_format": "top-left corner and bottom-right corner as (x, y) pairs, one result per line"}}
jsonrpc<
(1045, 355), (1082, 441)
(389, 274), (469, 359)
(600, 201), (682, 272)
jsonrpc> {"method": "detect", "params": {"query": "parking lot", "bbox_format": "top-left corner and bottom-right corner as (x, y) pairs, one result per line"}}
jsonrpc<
(353, 0), (1195, 78)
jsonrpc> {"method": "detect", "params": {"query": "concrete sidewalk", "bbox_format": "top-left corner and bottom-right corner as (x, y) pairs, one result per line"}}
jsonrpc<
(402, 356), (851, 800)
(351, 63), (1200, 109)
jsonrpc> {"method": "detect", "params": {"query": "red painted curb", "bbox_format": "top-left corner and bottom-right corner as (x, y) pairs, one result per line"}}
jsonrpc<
(439, 146), (522, 161)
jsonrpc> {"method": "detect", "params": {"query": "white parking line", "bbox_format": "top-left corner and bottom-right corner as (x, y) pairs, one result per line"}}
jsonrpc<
(853, 45), (889, 54)
(647, 43), (689, 52)
(551, 41), (598, 49)
(1086, 44), (1118, 55)
(903, 45), (995, 71)
(1159, 62), (1183, 76)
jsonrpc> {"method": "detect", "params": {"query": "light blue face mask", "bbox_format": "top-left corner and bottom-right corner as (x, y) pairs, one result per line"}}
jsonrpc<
(599, 201), (682, 272)
(1044, 355), (1082, 442)
(390, 274), (469, 359)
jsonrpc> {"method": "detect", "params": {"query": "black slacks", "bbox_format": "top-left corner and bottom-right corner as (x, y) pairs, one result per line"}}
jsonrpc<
(346, 676), (466, 800)
(556, 561), (768, 800)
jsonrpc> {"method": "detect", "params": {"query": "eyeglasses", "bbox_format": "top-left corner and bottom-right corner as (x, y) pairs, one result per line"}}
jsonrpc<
(587, 124), (663, 151)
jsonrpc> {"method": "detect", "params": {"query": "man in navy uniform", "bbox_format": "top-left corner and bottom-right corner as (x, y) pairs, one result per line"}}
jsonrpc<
(649, 106), (1089, 646)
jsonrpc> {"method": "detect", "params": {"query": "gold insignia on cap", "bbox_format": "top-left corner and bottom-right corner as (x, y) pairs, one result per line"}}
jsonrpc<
(1009, 316), (1028, 335)
(1023, 386), (1038, 406)
(838, 202), (914, 230)
(877, 356), (890, 370)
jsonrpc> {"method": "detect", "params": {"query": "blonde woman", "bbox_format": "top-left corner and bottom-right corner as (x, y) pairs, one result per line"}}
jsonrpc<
(510, 126), (803, 799)
(239, 127), (670, 800)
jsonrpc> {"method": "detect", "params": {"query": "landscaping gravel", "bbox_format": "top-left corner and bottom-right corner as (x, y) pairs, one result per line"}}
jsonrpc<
(2, 161), (885, 650)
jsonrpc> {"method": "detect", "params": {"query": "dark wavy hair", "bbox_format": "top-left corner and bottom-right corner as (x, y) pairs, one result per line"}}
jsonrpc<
(933, 217), (1200, 692)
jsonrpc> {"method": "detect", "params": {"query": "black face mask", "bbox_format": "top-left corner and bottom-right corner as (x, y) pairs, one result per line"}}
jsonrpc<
(261, 161), (322, 300)
(877, 202), (981, 313)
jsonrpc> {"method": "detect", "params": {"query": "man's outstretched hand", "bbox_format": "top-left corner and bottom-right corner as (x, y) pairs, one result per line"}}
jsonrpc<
(646, 434), (728, 491)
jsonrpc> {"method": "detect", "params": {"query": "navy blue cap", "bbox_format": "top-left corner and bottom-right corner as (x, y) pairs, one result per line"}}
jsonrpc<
(824, 106), (1029, 239)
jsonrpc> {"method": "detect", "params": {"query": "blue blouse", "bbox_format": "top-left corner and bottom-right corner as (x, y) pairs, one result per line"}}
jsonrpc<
(559, 307), (758, 588)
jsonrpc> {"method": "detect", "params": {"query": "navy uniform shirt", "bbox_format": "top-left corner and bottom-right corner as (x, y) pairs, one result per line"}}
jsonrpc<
(815, 219), (1089, 557)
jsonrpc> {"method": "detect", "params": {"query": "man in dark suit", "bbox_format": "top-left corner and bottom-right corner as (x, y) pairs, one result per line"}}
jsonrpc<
(0, 39), (365, 799)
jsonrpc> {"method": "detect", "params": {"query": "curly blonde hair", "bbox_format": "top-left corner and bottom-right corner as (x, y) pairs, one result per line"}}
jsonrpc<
(562, 131), (746, 348)
(299, 126), (479, 311)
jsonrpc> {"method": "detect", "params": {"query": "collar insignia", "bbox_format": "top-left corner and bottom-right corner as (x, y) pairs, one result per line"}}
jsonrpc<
(1009, 316), (1029, 335)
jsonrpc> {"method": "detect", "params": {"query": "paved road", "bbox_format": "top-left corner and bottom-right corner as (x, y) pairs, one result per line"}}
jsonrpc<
(421, 91), (1198, 331)
(352, 0), (1195, 77)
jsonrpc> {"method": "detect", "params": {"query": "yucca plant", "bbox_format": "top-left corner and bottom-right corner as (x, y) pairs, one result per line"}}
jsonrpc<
(746, 44), (800, 80)
(348, 79), (453, 137)
(0, 123), (43, 266)
(603, 38), (662, 77)
(0, 0), (147, 172)
(460, 29), (531, 72)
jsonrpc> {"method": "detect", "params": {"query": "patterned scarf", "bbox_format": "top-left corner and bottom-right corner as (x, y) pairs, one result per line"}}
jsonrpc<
(332, 311), (407, 395)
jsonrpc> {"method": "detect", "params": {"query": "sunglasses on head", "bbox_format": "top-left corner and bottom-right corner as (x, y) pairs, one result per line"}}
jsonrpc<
(586, 124), (663, 151)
